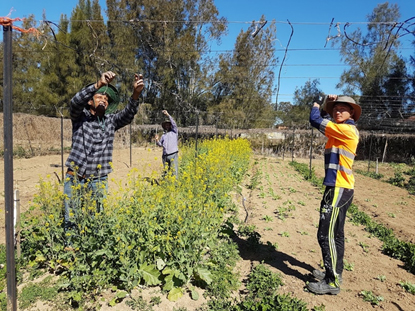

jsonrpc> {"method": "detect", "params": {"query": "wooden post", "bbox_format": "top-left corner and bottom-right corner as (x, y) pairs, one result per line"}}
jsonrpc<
(309, 127), (314, 179)
(368, 133), (373, 172)
(291, 127), (295, 162)
(382, 138), (388, 163)
(376, 158), (379, 175)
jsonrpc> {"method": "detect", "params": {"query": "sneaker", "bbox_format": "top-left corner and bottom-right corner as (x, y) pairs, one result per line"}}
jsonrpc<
(307, 280), (340, 295)
(312, 269), (342, 284)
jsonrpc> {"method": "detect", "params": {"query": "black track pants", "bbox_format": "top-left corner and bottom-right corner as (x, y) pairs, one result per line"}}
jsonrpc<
(317, 186), (354, 286)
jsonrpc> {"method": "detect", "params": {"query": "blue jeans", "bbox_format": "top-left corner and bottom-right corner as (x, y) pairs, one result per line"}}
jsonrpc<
(162, 152), (179, 178)
(63, 173), (108, 232)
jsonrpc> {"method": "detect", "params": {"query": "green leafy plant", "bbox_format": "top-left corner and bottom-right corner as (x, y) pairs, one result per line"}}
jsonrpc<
(20, 138), (252, 305)
(291, 160), (415, 275)
(246, 263), (284, 298)
(355, 169), (384, 180)
(359, 242), (369, 252)
(344, 260), (354, 271)
(399, 281), (415, 294)
(125, 295), (154, 311)
(238, 224), (261, 246)
(387, 172), (406, 188)
(18, 276), (59, 310)
(359, 290), (384, 305)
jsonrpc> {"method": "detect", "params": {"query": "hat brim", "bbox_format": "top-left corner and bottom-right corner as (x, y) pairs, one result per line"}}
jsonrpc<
(325, 99), (361, 122)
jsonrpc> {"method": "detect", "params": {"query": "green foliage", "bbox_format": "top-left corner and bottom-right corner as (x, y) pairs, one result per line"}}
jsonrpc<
(247, 167), (261, 190)
(383, 163), (415, 194)
(210, 17), (277, 129)
(203, 264), (308, 311)
(232, 292), (308, 311)
(18, 276), (59, 310)
(125, 295), (154, 311)
(355, 169), (384, 180)
(343, 260), (354, 271)
(399, 281), (415, 295)
(245, 263), (283, 298)
(292, 160), (415, 275)
(288, 161), (324, 190)
(237, 224), (261, 246)
(276, 79), (323, 127)
(20, 138), (252, 305)
(312, 305), (326, 311)
(334, 2), (411, 124)
(405, 176), (415, 194)
(359, 290), (384, 305)
(386, 172), (406, 187)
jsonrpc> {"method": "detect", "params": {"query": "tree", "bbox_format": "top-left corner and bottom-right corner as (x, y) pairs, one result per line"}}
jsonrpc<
(111, 0), (227, 126)
(10, 15), (45, 114)
(276, 79), (322, 128)
(335, 2), (412, 129)
(33, 13), (76, 117)
(209, 17), (277, 129)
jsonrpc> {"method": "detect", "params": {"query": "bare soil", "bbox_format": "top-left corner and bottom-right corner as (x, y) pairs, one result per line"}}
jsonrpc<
(1, 137), (415, 310)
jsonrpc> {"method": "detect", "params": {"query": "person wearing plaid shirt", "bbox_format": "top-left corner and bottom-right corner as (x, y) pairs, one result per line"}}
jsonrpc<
(63, 71), (144, 236)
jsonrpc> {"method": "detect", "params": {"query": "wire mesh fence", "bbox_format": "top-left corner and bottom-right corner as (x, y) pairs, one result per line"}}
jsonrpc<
(1, 113), (414, 166)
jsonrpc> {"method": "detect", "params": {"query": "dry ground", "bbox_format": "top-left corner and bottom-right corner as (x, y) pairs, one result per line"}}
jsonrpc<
(1, 146), (415, 310)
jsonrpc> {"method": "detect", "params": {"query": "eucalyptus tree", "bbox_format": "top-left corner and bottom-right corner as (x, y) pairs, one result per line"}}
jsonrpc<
(210, 17), (277, 129)
(335, 2), (411, 129)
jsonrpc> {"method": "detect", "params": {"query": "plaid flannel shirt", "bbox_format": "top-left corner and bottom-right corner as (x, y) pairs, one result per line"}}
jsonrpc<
(65, 83), (139, 178)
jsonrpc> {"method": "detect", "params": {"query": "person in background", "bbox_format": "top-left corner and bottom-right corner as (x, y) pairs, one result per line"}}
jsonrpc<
(155, 110), (179, 178)
(307, 94), (361, 295)
(64, 71), (144, 238)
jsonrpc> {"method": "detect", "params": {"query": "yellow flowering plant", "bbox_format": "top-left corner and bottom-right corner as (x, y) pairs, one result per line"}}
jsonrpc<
(20, 137), (252, 302)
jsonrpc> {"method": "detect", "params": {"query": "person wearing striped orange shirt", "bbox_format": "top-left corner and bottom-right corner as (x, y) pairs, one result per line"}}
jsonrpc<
(307, 95), (361, 295)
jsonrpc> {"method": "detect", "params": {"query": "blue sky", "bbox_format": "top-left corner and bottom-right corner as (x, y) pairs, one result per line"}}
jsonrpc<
(1, 0), (415, 103)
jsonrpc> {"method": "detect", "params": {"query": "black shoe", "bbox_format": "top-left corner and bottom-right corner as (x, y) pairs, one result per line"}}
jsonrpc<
(307, 280), (340, 295)
(312, 269), (342, 284)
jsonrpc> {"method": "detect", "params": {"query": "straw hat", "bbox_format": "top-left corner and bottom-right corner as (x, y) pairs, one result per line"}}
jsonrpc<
(325, 96), (362, 122)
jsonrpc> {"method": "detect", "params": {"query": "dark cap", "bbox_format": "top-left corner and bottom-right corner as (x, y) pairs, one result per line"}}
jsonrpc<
(95, 84), (120, 114)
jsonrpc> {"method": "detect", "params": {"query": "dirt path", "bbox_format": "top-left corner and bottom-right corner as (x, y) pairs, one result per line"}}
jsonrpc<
(1, 150), (415, 310)
(237, 156), (415, 311)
